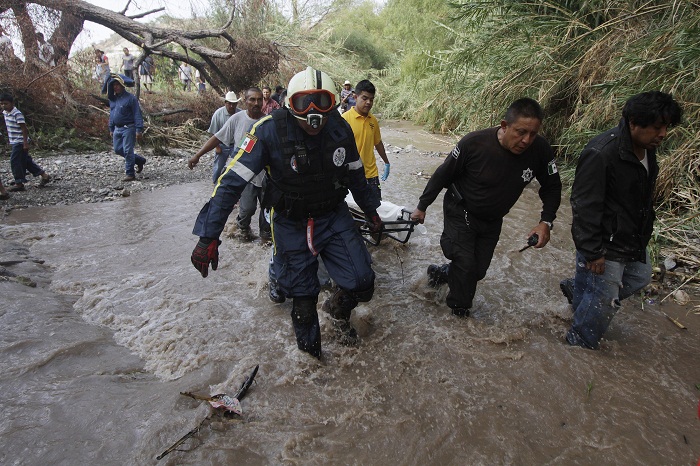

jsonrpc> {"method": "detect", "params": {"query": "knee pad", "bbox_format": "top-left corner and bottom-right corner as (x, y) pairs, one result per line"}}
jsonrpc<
(291, 296), (318, 325)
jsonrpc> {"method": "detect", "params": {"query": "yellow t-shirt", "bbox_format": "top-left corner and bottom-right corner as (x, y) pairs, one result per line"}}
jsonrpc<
(342, 107), (382, 178)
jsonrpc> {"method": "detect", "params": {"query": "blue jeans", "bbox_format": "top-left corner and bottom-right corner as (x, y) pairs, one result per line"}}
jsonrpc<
(212, 144), (235, 183)
(568, 250), (651, 349)
(113, 126), (146, 176)
(236, 183), (270, 235)
(10, 144), (44, 184)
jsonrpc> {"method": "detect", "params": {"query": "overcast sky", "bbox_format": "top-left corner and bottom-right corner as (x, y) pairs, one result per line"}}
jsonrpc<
(76, 0), (210, 49)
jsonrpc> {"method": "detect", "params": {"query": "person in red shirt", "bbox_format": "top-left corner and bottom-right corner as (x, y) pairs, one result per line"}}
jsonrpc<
(261, 86), (280, 115)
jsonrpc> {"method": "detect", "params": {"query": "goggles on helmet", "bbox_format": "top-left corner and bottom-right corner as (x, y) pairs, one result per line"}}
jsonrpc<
(289, 90), (336, 115)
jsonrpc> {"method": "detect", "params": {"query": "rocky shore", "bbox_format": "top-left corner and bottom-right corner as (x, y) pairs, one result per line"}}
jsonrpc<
(0, 138), (444, 216)
(0, 148), (211, 214)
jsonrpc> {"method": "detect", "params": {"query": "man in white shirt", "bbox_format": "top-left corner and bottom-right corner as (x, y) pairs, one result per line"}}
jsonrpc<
(189, 91), (240, 183)
(187, 87), (269, 240)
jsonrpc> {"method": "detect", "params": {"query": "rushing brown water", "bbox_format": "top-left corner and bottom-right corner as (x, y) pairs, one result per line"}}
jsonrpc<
(1, 120), (698, 465)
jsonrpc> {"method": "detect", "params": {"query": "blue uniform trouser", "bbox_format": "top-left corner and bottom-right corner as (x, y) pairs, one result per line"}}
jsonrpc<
(568, 250), (651, 349)
(271, 202), (374, 298)
(10, 144), (44, 184)
(212, 144), (235, 183)
(113, 126), (146, 176)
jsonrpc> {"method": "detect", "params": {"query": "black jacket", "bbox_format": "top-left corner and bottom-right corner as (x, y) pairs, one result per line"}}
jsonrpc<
(571, 118), (658, 263)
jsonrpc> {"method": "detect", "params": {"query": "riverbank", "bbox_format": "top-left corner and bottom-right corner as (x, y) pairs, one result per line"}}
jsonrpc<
(0, 119), (451, 214)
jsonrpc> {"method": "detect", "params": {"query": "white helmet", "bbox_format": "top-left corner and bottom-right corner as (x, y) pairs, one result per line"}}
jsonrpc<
(285, 67), (338, 128)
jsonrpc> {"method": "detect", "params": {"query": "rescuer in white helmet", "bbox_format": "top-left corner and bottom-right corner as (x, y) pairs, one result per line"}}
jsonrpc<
(190, 67), (383, 359)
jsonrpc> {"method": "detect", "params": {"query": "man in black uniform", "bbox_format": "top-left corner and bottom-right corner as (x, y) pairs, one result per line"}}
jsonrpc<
(410, 98), (562, 317)
(190, 67), (382, 359)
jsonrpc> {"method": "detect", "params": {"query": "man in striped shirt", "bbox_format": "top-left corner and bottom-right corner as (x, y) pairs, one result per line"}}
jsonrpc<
(0, 93), (51, 192)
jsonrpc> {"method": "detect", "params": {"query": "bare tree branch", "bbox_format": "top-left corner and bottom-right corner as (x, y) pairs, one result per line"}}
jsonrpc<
(127, 8), (165, 20)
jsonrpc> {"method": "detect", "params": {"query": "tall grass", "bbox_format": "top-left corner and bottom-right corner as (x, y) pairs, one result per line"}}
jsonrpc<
(374, 0), (700, 267)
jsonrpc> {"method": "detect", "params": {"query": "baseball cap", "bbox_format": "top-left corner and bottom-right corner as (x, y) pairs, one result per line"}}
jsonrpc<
(224, 91), (240, 103)
(343, 80), (351, 85)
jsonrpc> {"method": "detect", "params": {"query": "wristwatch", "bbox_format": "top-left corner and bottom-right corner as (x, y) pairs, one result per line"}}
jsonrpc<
(540, 220), (553, 230)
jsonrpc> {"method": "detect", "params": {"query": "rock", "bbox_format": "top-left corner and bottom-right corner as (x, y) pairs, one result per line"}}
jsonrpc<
(663, 256), (677, 271)
(0, 150), (209, 210)
(672, 289), (690, 305)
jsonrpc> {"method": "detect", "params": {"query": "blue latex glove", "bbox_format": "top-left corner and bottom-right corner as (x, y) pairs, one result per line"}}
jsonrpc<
(380, 163), (390, 181)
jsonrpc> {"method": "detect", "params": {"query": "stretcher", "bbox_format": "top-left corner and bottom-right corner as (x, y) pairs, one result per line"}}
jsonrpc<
(345, 193), (427, 246)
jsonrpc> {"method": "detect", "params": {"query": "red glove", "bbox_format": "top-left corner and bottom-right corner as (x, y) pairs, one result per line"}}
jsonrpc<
(191, 238), (221, 278)
(366, 212), (383, 234)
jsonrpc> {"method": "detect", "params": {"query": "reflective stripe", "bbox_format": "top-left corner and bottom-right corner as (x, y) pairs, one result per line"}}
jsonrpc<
(348, 160), (363, 171)
(232, 162), (256, 181)
(270, 207), (276, 255)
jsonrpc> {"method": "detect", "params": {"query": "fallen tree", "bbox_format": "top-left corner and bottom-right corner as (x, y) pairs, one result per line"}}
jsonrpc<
(2, 0), (279, 94)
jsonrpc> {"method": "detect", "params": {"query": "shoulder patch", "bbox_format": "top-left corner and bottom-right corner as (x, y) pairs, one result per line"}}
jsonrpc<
(450, 146), (460, 159)
(547, 160), (558, 175)
(240, 133), (257, 153)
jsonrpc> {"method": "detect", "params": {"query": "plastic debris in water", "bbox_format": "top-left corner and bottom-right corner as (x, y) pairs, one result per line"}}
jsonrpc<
(208, 394), (242, 415)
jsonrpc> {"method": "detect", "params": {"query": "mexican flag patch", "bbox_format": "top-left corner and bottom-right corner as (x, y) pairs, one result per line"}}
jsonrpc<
(240, 133), (257, 153)
(548, 160), (558, 175)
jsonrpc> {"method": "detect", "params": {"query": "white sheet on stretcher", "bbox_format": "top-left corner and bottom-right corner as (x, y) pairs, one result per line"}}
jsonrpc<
(345, 193), (427, 242)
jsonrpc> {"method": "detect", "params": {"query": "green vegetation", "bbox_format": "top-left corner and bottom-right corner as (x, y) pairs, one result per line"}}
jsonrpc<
(346, 0), (700, 269)
(3, 0), (698, 268)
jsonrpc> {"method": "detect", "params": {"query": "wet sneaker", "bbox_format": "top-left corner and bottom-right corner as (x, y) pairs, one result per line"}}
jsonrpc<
(560, 278), (574, 304)
(451, 307), (470, 318)
(268, 280), (285, 304)
(331, 318), (359, 346)
(123, 175), (136, 182)
(9, 184), (25, 192)
(427, 264), (449, 288)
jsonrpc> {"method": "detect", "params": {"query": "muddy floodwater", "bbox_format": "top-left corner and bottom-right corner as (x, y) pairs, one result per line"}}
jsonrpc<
(1, 121), (699, 465)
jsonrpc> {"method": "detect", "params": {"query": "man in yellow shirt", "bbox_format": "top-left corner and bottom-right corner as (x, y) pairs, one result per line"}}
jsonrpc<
(342, 80), (390, 200)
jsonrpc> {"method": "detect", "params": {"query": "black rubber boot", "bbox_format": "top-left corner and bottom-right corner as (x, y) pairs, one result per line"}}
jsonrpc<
(451, 307), (470, 318)
(291, 297), (321, 358)
(427, 263), (450, 288)
(322, 289), (359, 346)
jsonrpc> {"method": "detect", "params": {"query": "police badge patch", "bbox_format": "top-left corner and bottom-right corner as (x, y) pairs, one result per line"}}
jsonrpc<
(521, 168), (534, 182)
(333, 147), (346, 167)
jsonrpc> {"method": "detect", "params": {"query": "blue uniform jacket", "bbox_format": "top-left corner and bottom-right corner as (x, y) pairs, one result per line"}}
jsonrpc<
(108, 89), (143, 133)
(194, 110), (380, 239)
